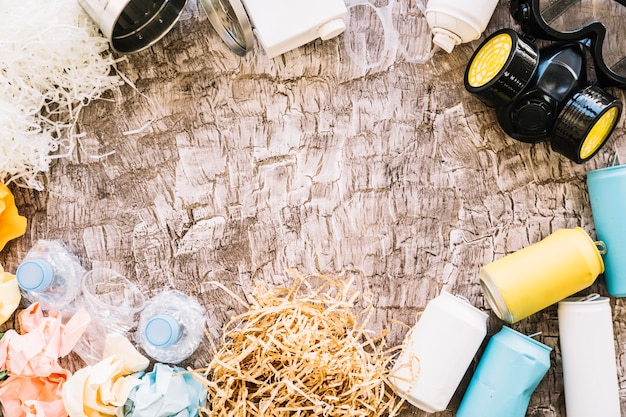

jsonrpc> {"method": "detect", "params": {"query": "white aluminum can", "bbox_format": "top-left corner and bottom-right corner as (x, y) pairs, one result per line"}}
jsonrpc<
(558, 294), (621, 417)
(388, 290), (488, 412)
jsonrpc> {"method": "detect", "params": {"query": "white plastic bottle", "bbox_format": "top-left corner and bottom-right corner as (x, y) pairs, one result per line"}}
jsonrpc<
(558, 295), (621, 417)
(388, 290), (488, 412)
(425, 0), (499, 53)
(16, 240), (86, 311)
(137, 290), (206, 364)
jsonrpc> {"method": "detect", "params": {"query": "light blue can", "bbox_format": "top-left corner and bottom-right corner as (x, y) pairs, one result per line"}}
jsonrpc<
(587, 165), (626, 297)
(456, 326), (551, 417)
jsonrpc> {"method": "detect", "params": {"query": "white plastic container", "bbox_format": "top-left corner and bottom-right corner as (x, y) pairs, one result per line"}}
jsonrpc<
(388, 290), (488, 412)
(425, 0), (499, 53)
(201, 0), (347, 58)
(243, 0), (347, 58)
(137, 290), (206, 364)
(16, 240), (86, 311)
(558, 294), (621, 417)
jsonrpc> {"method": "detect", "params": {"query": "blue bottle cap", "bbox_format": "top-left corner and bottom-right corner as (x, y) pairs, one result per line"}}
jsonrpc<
(16, 259), (55, 292)
(144, 314), (182, 347)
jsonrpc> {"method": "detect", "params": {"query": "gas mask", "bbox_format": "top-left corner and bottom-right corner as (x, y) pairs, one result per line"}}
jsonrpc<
(464, 0), (624, 163)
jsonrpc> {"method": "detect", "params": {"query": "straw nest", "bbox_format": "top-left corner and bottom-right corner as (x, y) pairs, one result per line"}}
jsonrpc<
(200, 271), (404, 417)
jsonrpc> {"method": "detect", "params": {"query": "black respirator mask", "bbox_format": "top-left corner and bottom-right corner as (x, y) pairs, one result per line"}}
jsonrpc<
(464, 0), (625, 163)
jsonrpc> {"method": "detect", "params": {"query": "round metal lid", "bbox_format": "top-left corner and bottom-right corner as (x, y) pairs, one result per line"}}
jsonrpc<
(200, 0), (253, 56)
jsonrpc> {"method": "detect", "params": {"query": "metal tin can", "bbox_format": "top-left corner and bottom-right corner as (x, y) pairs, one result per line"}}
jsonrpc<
(78, 0), (188, 54)
(558, 294), (621, 417)
(456, 326), (551, 417)
(480, 227), (604, 323)
(388, 290), (488, 413)
(587, 164), (626, 297)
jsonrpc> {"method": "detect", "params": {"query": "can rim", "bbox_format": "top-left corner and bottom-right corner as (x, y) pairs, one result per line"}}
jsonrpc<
(572, 227), (605, 275)
(199, 0), (254, 56)
(499, 326), (552, 352)
(587, 163), (626, 178)
(440, 289), (490, 319)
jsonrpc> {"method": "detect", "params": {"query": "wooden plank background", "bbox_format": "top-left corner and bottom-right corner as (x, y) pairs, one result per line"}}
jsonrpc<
(2, 0), (626, 415)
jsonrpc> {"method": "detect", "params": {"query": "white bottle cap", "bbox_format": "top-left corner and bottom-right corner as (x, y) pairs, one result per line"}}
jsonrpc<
(319, 18), (346, 41)
(145, 314), (182, 347)
(16, 259), (55, 292)
(432, 28), (462, 53)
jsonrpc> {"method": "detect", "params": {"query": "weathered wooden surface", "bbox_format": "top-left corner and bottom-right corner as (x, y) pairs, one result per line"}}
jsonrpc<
(2, 0), (626, 415)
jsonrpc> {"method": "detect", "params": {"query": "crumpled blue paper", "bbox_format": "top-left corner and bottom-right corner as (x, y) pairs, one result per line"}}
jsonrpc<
(124, 363), (206, 417)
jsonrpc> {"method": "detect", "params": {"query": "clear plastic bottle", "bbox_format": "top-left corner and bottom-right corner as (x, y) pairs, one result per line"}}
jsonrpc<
(72, 267), (146, 365)
(137, 290), (206, 364)
(15, 240), (86, 311)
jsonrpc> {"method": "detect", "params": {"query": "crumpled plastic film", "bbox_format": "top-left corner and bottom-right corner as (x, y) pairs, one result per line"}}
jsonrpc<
(0, 181), (27, 251)
(343, 0), (436, 70)
(0, 264), (21, 325)
(124, 363), (207, 417)
(62, 333), (150, 417)
(0, 303), (91, 377)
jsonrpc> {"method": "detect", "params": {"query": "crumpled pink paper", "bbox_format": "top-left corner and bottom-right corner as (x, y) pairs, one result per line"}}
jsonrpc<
(0, 302), (91, 417)
(0, 302), (90, 377)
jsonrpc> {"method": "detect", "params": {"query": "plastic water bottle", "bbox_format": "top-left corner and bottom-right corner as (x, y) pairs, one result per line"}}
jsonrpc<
(16, 240), (86, 311)
(137, 290), (206, 364)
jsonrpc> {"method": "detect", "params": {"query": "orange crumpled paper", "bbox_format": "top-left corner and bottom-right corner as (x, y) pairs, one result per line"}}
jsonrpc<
(0, 302), (91, 417)
(0, 264), (21, 326)
(0, 181), (27, 251)
(0, 372), (69, 417)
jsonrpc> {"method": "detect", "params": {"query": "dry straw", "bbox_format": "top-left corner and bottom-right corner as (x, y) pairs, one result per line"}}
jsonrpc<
(200, 271), (405, 416)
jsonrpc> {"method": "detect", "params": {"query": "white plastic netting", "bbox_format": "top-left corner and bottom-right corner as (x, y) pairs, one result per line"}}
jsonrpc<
(0, 0), (123, 190)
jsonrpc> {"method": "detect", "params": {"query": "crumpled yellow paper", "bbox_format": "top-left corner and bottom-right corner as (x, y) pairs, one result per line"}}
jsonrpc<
(0, 264), (21, 325)
(62, 333), (150, 417)
(0, 181), (27, 251)
(0, 302), (91, 417)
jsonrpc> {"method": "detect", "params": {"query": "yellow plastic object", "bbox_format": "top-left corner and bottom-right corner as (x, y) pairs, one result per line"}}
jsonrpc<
(579, 106), (620, 160)
(466, 32), (513, 88)
(0, 265), (20, 326)
(480, 227), (604, 323)
(0, 182), (27, 251)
